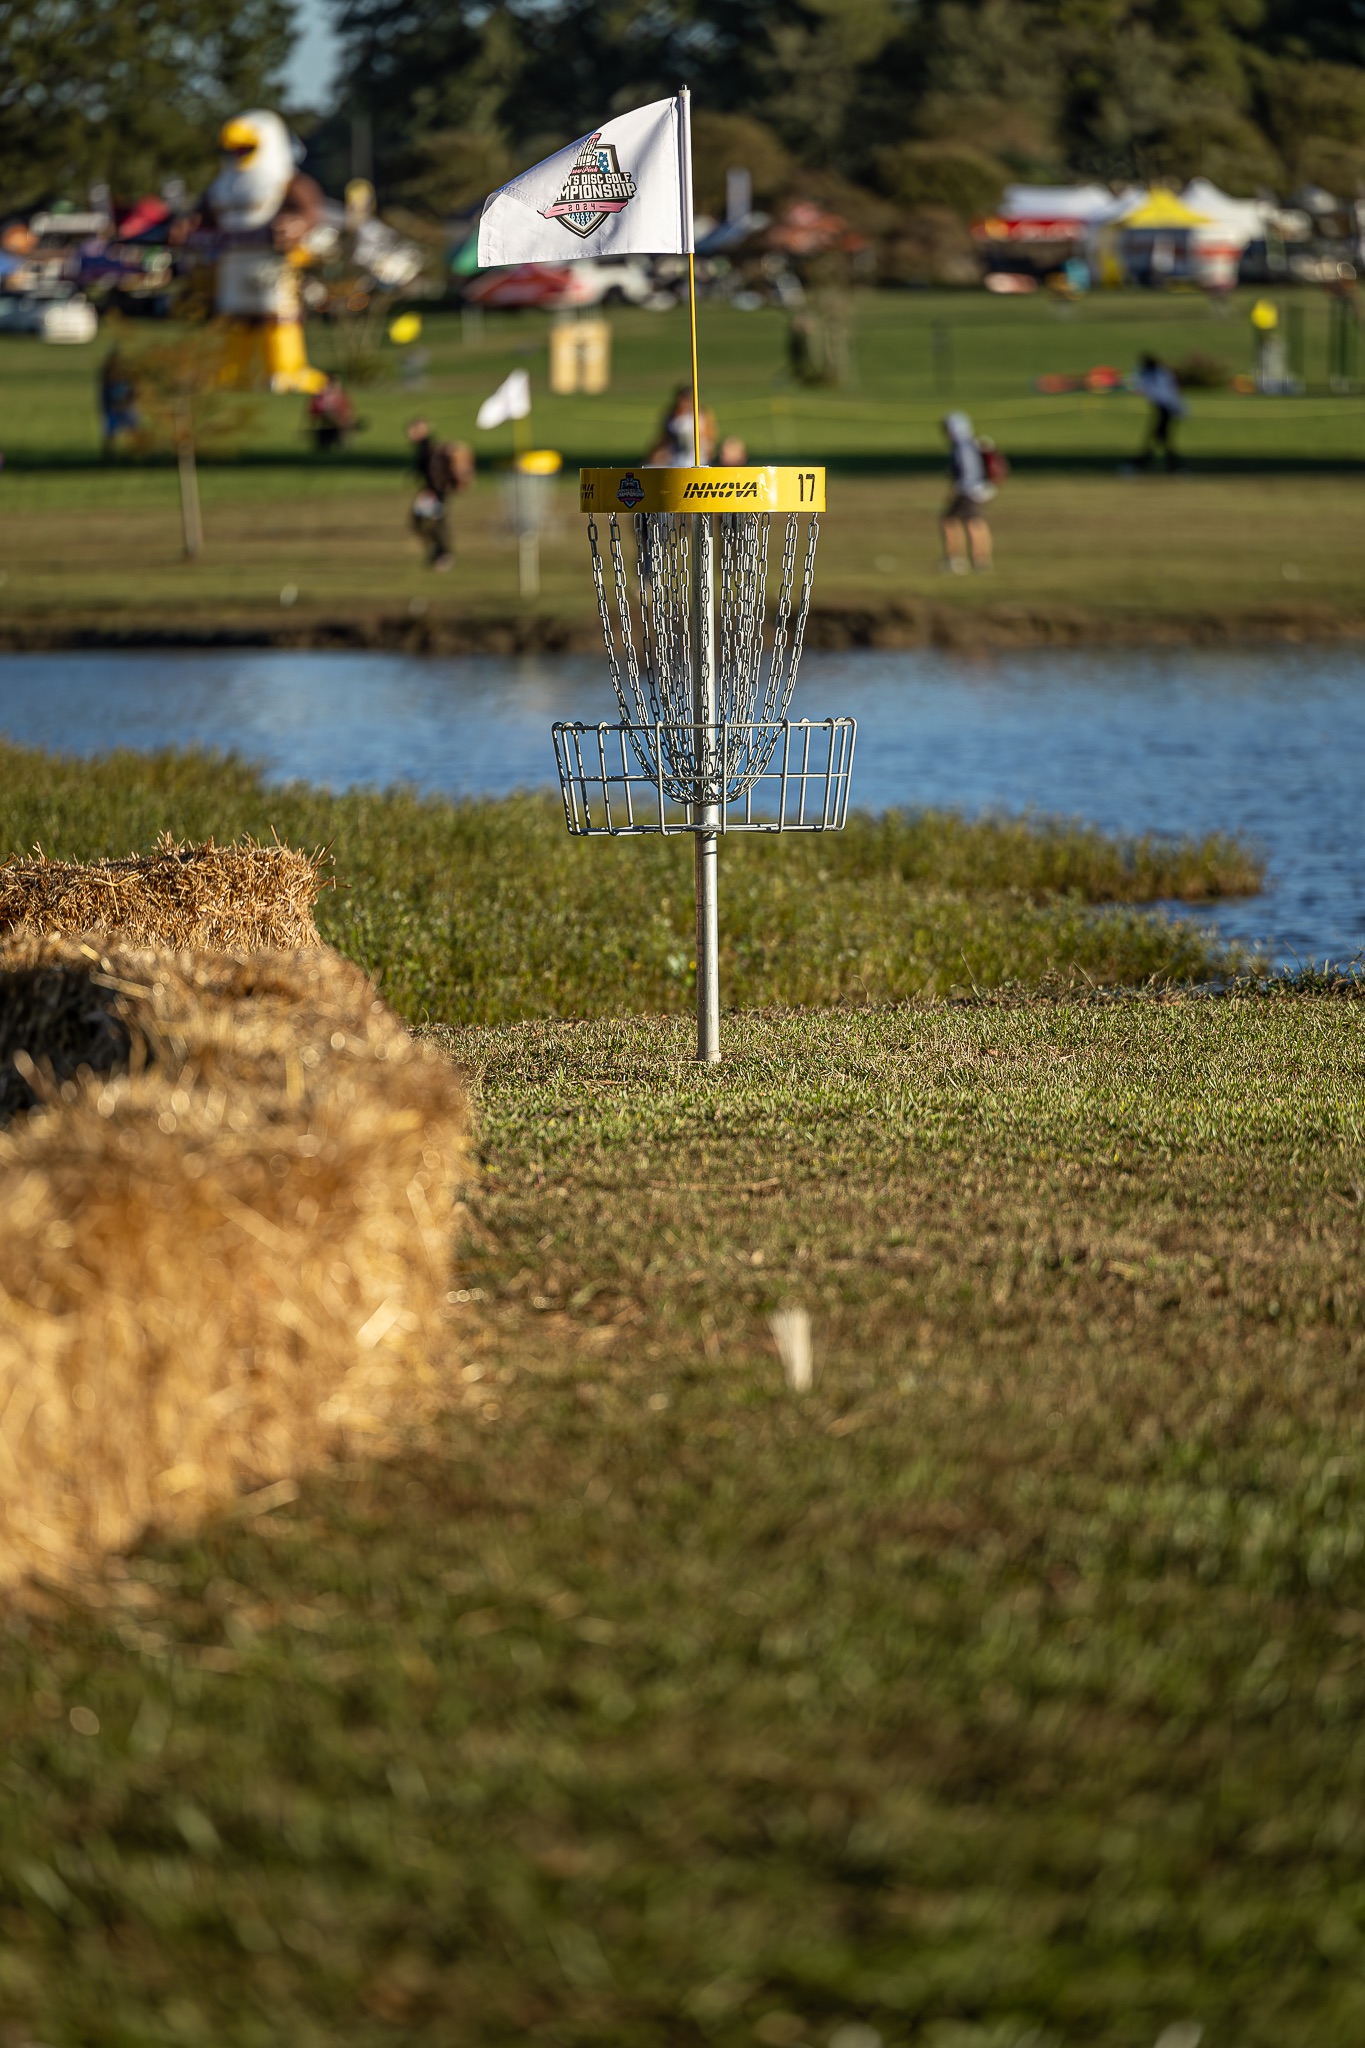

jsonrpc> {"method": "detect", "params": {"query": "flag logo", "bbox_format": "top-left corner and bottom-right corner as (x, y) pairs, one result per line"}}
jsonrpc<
(616, 472), (646, 508)
(540, 133), (638, 239)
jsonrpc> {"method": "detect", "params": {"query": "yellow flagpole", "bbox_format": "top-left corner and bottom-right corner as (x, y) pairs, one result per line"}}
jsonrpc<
(680, 86), (702, 466)
(687, 252), (702, 466)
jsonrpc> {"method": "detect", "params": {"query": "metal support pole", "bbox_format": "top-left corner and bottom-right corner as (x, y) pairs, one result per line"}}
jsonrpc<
(176, 430), (203, 561)
(692, 513), (720, 1062)
(518, 528), (540, 600)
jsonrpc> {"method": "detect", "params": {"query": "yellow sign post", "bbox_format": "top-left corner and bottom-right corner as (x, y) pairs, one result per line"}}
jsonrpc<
(549, 319), (612, 395)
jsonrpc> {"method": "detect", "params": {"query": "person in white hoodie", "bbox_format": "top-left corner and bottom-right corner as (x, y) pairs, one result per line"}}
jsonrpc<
(1132, 353), (1187, 472)
(939, 411), (994, 573)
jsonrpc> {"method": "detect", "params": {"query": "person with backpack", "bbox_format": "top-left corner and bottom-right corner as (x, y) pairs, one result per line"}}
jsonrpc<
(940, 411), (1004, 574)
(1131, 353), (1186, 472)
(405, 417), (473, 570)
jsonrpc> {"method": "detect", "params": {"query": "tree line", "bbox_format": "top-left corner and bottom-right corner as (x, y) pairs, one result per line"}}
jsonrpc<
(5, 0), (1365, 218)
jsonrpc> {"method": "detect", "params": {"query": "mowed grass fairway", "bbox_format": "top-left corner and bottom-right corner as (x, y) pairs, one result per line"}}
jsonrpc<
(1, 751), (1365, 2042)
(1, 290), (1364, 637)
(5, 1000), (1365, 2045)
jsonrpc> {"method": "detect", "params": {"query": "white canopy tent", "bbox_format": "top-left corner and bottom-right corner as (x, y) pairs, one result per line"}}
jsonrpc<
(1179, 179), (1268, 246)
(998, 183), (1121, 224)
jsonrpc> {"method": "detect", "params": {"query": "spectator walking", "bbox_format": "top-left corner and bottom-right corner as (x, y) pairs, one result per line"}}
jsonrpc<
(1132, 353), (1186, 471)
(939, 411), (995, 573)
(405, 417), (472, 570)
(99, 347), (140, 456)
(648, 385), (717, 466)
(306, 375), (357, 452)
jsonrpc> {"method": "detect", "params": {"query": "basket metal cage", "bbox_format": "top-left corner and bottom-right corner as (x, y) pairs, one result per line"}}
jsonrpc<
(553, 717), (857, 836)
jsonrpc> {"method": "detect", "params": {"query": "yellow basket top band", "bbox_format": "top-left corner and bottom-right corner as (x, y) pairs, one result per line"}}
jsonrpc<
(579, 466), (826, 515)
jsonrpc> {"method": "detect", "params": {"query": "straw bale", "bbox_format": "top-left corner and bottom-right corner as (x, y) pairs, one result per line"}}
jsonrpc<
(0, 941), (473, 1593)
(0, 940), (137, 1121)
(0, 834), (324, 951)
(0, 933), (410, 1120)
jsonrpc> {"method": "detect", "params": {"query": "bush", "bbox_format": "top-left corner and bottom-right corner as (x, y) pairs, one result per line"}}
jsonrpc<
(881, 204), (982, 287)
(873, 140), (1006, 222)
(688, 112), (793, 217)
(1175, 351), (1234, 389)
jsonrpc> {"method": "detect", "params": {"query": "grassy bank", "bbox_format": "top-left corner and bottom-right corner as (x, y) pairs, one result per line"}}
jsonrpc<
(5, 997), (1365, 2045)
(0, 742), (1262, 1014)
(1, 296), (1364, 644)
(3, 470), (1364, 651)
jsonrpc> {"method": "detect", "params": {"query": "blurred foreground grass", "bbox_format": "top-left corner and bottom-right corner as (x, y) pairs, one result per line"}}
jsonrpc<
(0, 742), (1261, 1016)
(5, 1001), (1365, 2045)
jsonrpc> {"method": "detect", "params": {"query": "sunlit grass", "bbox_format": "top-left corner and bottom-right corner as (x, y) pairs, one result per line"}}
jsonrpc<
(5, 999), (1365, 2044)
(0, 742), (1261, 1019)
(1, 296), (1363, 635)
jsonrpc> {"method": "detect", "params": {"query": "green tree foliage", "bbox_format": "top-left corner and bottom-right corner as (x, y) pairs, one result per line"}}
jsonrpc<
(0, 0), (295, 212)
(873, 139), (1008, 219)
(329, 0), (1365, 210)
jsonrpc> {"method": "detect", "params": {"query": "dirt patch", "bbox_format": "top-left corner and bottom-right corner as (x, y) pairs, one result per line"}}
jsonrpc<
(3, 601), (1365, 656)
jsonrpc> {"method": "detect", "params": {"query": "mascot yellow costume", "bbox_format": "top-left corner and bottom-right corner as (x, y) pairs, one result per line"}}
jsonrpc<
(204, 109), (327, 394)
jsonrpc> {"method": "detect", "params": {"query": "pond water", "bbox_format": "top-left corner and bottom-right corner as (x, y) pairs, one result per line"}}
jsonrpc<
(0, 643), (1362, 969)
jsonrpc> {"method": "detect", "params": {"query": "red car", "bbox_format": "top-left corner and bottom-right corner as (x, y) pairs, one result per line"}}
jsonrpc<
(463, 265), (576, 309)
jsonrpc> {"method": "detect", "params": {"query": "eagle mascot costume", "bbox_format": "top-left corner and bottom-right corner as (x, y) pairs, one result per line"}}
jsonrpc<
(202, 110), (327, 394)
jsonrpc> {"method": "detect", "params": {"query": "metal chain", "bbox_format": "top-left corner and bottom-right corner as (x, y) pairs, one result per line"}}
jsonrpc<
(718, 510), (768, 725)
(585, 504), (820, 806)
(586, 514), (625, 708)
(638, 513), (692, 723)
(608, 514), (645, 722)
(786, 512), (820, 704)
(761, 511), (802, 723)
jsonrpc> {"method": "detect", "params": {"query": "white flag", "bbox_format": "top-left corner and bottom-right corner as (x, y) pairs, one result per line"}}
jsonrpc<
(476, 368), (531, 431)
(477, 94), (691, 267)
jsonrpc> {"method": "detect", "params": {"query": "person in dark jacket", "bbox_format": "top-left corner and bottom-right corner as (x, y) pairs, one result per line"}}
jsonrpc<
(99, 347), (140, 455)
(405, 417), (471, 569)
(307, 374), (357, 452)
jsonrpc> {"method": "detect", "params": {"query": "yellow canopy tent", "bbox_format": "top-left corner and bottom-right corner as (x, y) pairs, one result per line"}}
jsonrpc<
(1091, 187), (1215, 285)
(1117, 190), (1211, 229)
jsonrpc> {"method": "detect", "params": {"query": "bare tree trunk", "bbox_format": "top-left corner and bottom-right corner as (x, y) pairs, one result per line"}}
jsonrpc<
(177, 421), (203, 560)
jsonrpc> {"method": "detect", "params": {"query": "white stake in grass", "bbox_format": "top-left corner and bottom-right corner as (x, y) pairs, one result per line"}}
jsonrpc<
(769, 1305), (813, 1393)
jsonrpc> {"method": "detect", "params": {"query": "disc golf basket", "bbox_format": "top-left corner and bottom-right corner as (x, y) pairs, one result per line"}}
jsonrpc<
(553, 466), (856, 1061)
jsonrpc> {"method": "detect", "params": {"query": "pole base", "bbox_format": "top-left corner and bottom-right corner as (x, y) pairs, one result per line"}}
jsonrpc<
(695, 828), (720, 1063)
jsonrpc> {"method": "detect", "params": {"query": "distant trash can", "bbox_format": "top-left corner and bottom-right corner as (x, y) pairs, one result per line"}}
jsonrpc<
(500, 448), (563, 599)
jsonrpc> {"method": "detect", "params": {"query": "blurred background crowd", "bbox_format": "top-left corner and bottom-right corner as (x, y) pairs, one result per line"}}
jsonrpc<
(4, 0), (1365, 338)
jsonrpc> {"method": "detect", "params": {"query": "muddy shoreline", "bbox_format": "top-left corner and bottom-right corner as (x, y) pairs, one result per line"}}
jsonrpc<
(1, 599), (1362, 657)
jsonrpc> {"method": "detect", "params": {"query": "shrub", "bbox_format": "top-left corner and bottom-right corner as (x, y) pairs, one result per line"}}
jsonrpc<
(873, 141), (1006, 221)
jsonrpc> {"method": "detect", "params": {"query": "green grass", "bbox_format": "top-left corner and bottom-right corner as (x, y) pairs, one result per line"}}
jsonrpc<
(4, 291), (1363, 474)
(5, 749), (1362, 2047)
(0, 742), (1262, 1017)
(6, 996), (1365, 2045)
(1, 293), (1364, 637)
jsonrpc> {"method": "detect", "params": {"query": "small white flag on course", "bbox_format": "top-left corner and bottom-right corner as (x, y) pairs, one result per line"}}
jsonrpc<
(475, 368), (531, 432)
(477, 94), (692, 268)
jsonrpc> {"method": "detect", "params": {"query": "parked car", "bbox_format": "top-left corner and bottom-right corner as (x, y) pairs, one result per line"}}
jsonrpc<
(0, 285), (98, 342)
(464, 257), (671, 310)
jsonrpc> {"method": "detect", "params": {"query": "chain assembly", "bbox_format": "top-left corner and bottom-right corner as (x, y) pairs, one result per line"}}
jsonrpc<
(587, 505), (822, 805)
